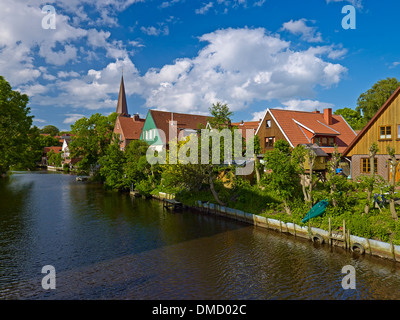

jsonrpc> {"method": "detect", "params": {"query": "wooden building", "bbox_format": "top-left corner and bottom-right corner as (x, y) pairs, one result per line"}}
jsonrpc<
(342, 86), (400, 182)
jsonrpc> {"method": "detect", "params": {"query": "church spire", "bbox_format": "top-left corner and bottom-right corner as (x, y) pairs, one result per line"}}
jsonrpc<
(116, 74), (129, 116)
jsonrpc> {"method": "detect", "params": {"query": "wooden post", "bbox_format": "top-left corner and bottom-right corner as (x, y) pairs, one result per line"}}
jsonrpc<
(293, 220), (296, 237)
(390, 240), (396, 262)
(343, 220), (347, 250)
(280, 220), (282, 233)
(328, 217), (331, 246)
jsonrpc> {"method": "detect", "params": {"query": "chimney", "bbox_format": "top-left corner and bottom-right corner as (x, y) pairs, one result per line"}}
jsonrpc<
(133, 113), (140, 121)
(323, 108), (332, 125)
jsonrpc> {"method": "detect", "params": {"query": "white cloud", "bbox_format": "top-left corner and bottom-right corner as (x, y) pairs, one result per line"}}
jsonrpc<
(281, 99), (335, 111)
(63, 113), (85, 124)
(326, 0), (363, 9)
(195, 2), (214, 15)
(141, 25), (170, 36)
(137, 28), (347, 113)
(281, 19), (323, 43)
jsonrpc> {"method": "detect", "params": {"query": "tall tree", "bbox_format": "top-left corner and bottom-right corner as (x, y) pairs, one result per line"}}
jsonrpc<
(208, 102), (233, 130)
(264, 140), (300, 215)
(334, 107), (364, 130)
(69, 112), (117, 172)
(387, 146), (399, 221)
(356, 77), (400, 125)
(0, 76), (32, 175)
(40, 125), (60, 136)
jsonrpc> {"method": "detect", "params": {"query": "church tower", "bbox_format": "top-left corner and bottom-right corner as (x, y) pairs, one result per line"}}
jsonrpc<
(116, 75), (129, 117)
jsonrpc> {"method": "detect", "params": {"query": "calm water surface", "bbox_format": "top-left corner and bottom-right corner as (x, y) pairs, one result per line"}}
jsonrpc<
(1, 171), (400, 300)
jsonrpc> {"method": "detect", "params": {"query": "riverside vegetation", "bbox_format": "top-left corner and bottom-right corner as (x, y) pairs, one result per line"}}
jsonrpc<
(1, 75), (400, 245)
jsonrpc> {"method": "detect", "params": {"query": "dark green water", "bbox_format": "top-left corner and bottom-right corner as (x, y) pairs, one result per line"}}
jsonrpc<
(1, 171), (400, 300)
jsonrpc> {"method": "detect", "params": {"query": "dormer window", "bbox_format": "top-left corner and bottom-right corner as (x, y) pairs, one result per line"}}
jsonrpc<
(314, 136), (335, 147)
(266, 120), (271, 128)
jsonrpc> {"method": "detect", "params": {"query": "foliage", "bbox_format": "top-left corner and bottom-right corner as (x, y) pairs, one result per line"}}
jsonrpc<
(69, 112), (118, 173)
(334, 107), (364, 130)
(40, 125), (60, 137)
(207, 102), (233, 129)
(0, 76), (33, 174)
(47, 150), (62, 167)
(356, 77), (400, 124)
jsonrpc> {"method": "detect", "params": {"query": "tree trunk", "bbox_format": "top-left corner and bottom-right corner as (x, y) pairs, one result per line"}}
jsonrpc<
(254, 154), (261, 187)
(283, 199), (292, 215)
(389, 155), (399, 221)
(390, 199), (398, 221)
(209, 174), (226, 206)
(364, 189), (371, 215)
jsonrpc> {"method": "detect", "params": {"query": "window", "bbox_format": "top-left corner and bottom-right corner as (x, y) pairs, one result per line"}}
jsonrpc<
(379, 125), (392, 139)
(361, 158), (378, 174)
(397, 124), (400, 139)
(266, 120), (271, 128)
(265, 137), (274, 148)
(117, 123), (119, 130)
(314, 136), (335, 147)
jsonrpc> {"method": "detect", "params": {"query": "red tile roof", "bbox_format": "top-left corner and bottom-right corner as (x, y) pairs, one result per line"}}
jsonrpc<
(118, 116), (145, 140)
(150, 110), (211, 144)
(232, 121), (261, 141)
(43, 146), (63, 154)
(262, 109), (356, 153)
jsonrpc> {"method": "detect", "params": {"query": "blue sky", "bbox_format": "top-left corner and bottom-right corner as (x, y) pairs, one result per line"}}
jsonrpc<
(1, 0), (400, 131)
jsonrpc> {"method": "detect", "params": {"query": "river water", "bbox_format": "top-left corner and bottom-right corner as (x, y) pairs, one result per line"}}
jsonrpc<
(0, 171), (400, 300)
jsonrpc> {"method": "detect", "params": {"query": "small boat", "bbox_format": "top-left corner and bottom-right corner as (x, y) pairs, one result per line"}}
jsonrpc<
(301, 200), (328, 223)
(76, 176), (89, 181)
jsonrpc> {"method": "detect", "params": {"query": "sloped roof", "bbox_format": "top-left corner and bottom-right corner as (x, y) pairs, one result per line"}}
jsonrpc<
(232, 120), (261, 141)
(342, 85), (400, 157)
(116, 75), (128, 116)
(150, 110), (211, 143)
(118, 116), (145, 140)
(43, 146), (62, 154)
(260, 109), (357, 153)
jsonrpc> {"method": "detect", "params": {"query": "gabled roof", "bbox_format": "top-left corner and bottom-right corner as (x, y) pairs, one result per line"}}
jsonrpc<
(342, 85), (400, 157)
(257, 108), (357, 153)
(118, 116), (145, 140)
(150, 110), (210, 143)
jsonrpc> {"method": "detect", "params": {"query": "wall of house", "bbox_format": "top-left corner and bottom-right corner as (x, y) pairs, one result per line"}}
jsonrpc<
(350, 154), (391, 181)
(140, 112), (164, 147)
(256, 112), (287, 154)
(113, 118), (126, 149)
(346, 93), (400, 157)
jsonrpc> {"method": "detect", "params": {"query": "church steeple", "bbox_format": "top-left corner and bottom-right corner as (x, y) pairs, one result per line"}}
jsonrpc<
(116, 74), (129, 116)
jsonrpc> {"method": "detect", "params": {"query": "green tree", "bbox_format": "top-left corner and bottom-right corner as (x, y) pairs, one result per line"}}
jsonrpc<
(47, 150), (62, 167)
(0, 76), (32, 175)
(387, 146), (399, 221)
(356, 77), (400, 125)
(208, 102), (233, 129)
(40, 125), (60, 136)
(69, 112), (117, 172)
(99, 141), (127, 190)
(334, 107), (364, 130)
(264, 140), (300, 215)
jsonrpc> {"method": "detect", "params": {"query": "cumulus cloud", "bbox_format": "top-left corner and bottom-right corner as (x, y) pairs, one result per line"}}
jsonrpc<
(63, 113), (85, 124)
(136, 27), (347, 113)
(281, 19), (323, 43)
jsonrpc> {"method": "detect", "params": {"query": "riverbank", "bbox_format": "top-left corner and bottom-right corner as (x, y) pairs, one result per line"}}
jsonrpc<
(151, 191), (400, 264)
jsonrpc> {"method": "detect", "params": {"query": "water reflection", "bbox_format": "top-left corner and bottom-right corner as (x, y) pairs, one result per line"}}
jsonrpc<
(1, 172), (400, 300)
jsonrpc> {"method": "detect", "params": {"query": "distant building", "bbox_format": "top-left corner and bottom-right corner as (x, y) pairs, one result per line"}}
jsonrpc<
(113, 75), (145, 151)
(140, 110), (210, 151)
